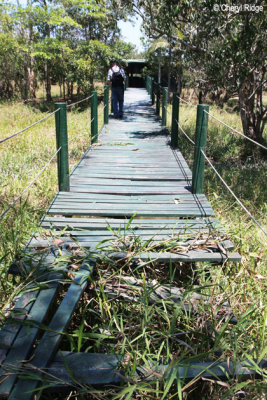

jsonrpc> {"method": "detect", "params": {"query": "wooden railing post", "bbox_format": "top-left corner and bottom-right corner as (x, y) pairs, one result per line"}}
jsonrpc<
(156, 83), (160, 115)
(151, 77), (155, 105)
(104, 85), (109, 125)
(55, 102), (69, 192)
(162, 87), (168, 126)
(192, 104), (209, 194)
(171, 92), (179, 148)
(91, 91), (98, 143)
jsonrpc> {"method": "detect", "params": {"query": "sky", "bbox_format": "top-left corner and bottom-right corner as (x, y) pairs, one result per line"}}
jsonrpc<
(118, 15), (145, 53)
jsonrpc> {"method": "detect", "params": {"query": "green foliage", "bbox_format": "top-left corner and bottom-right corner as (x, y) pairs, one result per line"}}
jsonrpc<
(137, 0), (267, 140)
(0, 0), (135, 100)
(0, 100), (266, 399)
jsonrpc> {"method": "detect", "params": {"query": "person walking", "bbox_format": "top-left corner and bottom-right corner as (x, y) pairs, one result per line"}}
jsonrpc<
(107, 60), (126, 119)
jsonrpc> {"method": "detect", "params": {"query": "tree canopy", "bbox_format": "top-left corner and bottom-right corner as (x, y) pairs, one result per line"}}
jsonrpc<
(135, 0), (266, 141)
(0, 0), (136, 101)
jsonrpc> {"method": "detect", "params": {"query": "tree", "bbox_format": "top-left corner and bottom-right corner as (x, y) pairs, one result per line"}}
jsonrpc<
(135, 0), (267, 142)
(1, 0), (135, 101)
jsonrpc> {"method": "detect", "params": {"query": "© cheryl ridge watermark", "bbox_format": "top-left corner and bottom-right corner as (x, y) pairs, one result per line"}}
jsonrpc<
(213, 4), (264, 13)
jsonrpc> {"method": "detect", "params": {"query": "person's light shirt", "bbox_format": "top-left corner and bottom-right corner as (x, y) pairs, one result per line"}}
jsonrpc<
(108, 66), (126, 82)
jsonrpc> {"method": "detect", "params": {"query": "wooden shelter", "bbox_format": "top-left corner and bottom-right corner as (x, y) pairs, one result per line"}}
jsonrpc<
(125, 59), (147, 87)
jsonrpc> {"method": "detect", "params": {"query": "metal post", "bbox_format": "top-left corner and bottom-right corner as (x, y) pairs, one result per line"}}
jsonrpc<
(55, 102), (69, 192)
(126, 76), (129, 89)
(192, 104), (209, 194)
(151, 77), (155, 105)
(156, 83), (160, 115)
(104, 85), (109, 124)
(162, 87), (168, 126)
(91, 91), (98, 143)
(146, 76), (149, 92)
(171, 92), (179, 148)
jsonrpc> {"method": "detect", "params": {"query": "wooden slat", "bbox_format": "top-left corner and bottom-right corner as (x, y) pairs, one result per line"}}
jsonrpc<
(0, 271), (60, 397)
(0, 253), (61, 366)
(9, 261), (94, 400)
(27, 238), (240, 262)
(48, 209), (214, 217)
(71, 178), (192, 187)
(0, 291), (37, 366)
(41, 216), (221, 230)
(53, 192), (206, 200)
(69, 186), (192, 195)
(9, 352), (262, 390)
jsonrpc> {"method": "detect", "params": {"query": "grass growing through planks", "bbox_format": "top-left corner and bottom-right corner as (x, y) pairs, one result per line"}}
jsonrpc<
(0, 95), (266, 399)
(0, 99), (105, 306)
(37, 240), (265, 400)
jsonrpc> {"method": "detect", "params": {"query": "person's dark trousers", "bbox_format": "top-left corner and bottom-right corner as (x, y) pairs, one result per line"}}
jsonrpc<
(111, 86), (124, 117)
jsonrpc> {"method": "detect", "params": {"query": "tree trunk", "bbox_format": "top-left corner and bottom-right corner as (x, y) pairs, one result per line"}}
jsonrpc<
(238, 72), (266, 143)
(23, 60), (28, 100)
(45, 62), (52, 101)
(44, 5), (52, 102)
(198, 90), (203, 104)
(63, 78), (66, 100)
(158, 50), (161, 84)
(167, 46), (172, 103)
(28, 17), (36, 99)
(177, 65), (183, 96)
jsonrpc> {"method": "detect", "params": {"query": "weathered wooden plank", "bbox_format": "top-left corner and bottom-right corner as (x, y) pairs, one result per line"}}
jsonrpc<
(54, 192), (207, 200)
(42, 216), (218, 225)
(69, 186), (191, 195)
(9, 261), (94, 400)
(52, 198), (208, 205)
(103, 250), (241, 263)
(0, 271), (61, 397)
(0, 253), (61, 366)
(16, 352), (262, 390)
(72, 174), (190, 181)
(49, 202), (213, 210)
(74, 165), (189, 170)
(100, 275), (236, 322)
(50, 197), (211, 205)
(48, 351), (121, 386)
(32, 237), (234, 250)
(48, 209), (214, 217)
(43, 230), (221, 238)
(81, 161), (183, 167)
(0, 290), (37, 366)
(41, 217), (221, 231)
(71, 179), (193, 187)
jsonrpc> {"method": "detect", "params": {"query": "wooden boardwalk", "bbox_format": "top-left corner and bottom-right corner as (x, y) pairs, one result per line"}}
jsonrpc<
(0, 88), (243, 399)
(34, 88), (239, 263)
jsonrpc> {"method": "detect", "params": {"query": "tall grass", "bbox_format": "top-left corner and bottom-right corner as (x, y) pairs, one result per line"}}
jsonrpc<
(0, 99), (104, 304)
(0, 95), (266, 399)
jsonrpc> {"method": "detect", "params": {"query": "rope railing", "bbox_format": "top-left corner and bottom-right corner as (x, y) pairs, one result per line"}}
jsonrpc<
(201, 149), (267, 236)
(204, 110), (267, 151)
(0, 147), (61, 220)
(1, 85), (111, 222)
(66, 93), (94, 109)
(176, 120), (195, 145)
(146, 75), (266, 237)
(0, 109), (60, 145)
(177, 96), (197, 109)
